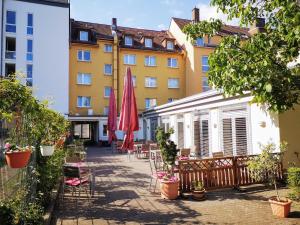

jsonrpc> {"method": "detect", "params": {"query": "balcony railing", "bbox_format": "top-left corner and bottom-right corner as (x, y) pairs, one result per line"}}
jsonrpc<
(5, 51), (16, 60)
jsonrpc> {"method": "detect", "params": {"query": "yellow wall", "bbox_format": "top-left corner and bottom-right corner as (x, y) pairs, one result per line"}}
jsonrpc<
(69, 40), (114, 116)
(69, 41), (185, 116)
(279, 105), (300, 168)
(119, 49), (185, 113)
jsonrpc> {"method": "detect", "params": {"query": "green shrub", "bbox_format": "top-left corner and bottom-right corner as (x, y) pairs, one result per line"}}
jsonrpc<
(287, 167), (300, 201)
(0, 201), (14, 225)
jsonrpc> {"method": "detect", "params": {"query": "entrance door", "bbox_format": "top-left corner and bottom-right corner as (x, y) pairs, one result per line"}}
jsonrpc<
(150, 118), (158, 141)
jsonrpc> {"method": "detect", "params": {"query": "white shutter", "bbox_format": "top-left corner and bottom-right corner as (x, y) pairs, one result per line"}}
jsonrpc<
(193, 120), (200, 155)
(220, 107), (250, 156)
(199, 114), (210, 157)
(177, 122), (184, 149)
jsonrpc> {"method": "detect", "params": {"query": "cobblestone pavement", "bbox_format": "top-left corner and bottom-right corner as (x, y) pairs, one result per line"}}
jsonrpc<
(52, 147), (300, 225)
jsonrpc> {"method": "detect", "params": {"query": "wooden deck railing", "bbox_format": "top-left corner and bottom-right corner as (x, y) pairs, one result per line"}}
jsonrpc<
(178, 155), (283, 193)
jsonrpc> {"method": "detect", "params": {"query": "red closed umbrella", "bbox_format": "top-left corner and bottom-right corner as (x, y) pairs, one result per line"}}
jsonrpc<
(118, 67), (139, 150)
(107, 87), (117, 144)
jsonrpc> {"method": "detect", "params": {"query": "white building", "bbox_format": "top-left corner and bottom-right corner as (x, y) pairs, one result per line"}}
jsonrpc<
(0, 0), (69, 114)
(143, 90), (300, 168)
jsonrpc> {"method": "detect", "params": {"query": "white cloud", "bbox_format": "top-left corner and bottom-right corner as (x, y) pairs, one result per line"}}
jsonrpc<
(196, 3), (240, 26)
(157, 24), (167, 30)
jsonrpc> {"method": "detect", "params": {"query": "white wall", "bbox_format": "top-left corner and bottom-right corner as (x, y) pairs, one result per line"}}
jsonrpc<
(250, 104), (280, 154)
(183, 113), (192, 148)
(3, 0), (69, 115)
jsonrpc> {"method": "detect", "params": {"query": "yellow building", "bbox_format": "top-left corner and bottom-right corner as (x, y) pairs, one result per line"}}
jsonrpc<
(68, 8), (253, 142)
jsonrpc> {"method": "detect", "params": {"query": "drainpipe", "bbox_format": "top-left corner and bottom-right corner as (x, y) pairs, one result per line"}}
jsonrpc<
(0, 0), (4, 76)
(112, 30), (119, 112)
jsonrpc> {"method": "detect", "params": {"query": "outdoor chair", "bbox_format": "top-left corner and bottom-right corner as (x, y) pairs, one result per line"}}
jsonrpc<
(149, 156), (165, 193)
(179, 148), (191, 157)
(62, 165), (91, 208)
(127, 146), (138, 161)
(139, 144), (150, 159)
(149, 143), (158, 150)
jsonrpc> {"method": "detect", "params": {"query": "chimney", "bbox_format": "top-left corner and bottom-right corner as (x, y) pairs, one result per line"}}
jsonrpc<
(192, 7), (200, 23)
(249, 17), (265, 35)
(112, 18), (117, 30)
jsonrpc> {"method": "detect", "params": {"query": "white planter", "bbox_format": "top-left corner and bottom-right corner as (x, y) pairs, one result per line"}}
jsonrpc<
(40, 145), (55, 156)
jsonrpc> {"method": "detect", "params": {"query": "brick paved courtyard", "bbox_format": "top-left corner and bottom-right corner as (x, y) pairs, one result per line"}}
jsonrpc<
(52, 147), (300, 225)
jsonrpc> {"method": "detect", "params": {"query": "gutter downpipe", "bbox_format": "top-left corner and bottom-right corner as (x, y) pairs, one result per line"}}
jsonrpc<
(1, 0), (4, 76)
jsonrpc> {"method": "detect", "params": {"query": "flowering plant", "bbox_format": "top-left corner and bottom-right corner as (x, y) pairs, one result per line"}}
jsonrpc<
(4, 142), (31, 153)
(161, 174), (179, 183)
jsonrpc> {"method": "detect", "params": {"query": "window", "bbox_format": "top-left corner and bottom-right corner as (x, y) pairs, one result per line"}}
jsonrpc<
(196, 37), (204, 46)
(144, 56), (156, 66)
(74, 124), (90, 139)
(104, 87), (111, 97)
(27, 40), (33, 61)
(168, 58), (178, 68)
(124, 36), (133, 46)
(5, 37), (16, 59)
(145, 38), (153, 48)
(221, 109), (249, 156)
(77, 50), (91, 61)
(104, 44), (112, 52)
(103, 124), (108, 136)
(6, 11), (16, 33)
(27, 13), (33, 35)
(77, 73), (91, 85)
(77, 96), (91, 107)
(26, 64), (33, 87)
(124, 54), (136, 65)
(202, 77), (210, 92)
(132, 76), (136, 87)
(5, 63), (15, 77)
(168, 98), (176, 103)
(145, 98), (157, 109)
(80, 31), (89, 41)
(168, 78), (179, 88)
(202, 56), (209, 72)
(145, 77), (157, 88)
(103, 107), (109, 115)
(167, 41), (174, 50)
(104, 64), (112, 75)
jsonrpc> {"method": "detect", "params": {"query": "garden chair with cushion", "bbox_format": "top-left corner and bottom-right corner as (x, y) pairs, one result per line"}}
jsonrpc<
(149, 156), (166, 193)
(62, 165), (91, 208)
(139, 144), (150, 159)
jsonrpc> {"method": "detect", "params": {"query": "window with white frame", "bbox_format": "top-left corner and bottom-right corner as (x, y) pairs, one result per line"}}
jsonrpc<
(145, 38), (153, 48)
(124, 54), (136, 65)
(202, 56), (209, 72)
(103, 124), (108, 136)
(78, 50), (91, 61)
(26, 39), (33, 61)
(77, 96), (91, 107)
(124, 36), (133, 46)
(221, 108), (249, 156)
(103, 106), (109, 115)
(80, 31), (89, 41)
(77, 73), (91, 85)
(167, 98), (176, 103)
(167, 58), (178, 68)
(6, 11), (16, 33)
(74, 124), (90, 139)
(26, 64), (33, 87)
(144, 56), (156, 66)
(104, 44), (112, 52)
(145, 98), (157, 109)
(27, 13), (33, 35)
(167, 41), (174, 50)
(104, 87), (111, 97)
(132, 75), (136, 87)
(168, 78), (179, 88)
(196, 37), (204, 46)
(104, 64), (112, 75)
(202, 77), (210, 92)
(145, 77), (157, 88)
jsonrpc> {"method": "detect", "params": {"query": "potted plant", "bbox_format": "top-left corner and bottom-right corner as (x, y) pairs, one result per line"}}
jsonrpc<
(192, 180), (206, 200)
(4, 143), (32, 169)
(40, 139), (55, 157)
(248, 142), (292, 218)
(156, 127), (179, 200)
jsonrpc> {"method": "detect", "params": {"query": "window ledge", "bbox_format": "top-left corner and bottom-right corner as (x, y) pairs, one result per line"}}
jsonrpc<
(145, 86), (157, 88)
(76, 106), (92, 108)
(168, 87), (179, 89)
(104, 73), (112, 76)
(77, 83), (92, 86)
(144, 65), (157, 67)
(168, 66), (179, 69)
(124, 63), (136, 66)
(77, 60), (92, 63)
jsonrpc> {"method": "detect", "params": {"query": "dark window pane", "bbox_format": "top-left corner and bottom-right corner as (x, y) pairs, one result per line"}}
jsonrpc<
(6, 11), (16, 24)
(27, 40), (33, 52)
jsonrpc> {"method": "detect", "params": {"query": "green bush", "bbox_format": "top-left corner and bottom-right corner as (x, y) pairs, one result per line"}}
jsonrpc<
(287, 167), (300, 201)
(0, 201), (14, 225)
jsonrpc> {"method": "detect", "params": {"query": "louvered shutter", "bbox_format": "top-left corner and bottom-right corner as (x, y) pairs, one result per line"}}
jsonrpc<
(193, 120), (200, 155)
(220, 107), (249, 156)
(177, 122), (184, 149)
(199, 114), (210, 157)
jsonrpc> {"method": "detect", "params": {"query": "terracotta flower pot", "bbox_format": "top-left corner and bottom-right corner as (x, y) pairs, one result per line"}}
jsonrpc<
(5, 150), (31, 168)
(40, 145), (55, 156)
(160, 180), (179, 200)
(269, 196), (292, 218)
(192, 189), (206, 201)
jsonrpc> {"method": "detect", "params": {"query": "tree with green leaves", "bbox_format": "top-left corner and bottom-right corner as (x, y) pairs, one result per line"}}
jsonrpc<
(183, 0), (300, 112)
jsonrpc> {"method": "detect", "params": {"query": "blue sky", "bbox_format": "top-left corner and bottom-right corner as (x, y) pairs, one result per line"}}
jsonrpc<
(70, 0), (238, 30)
